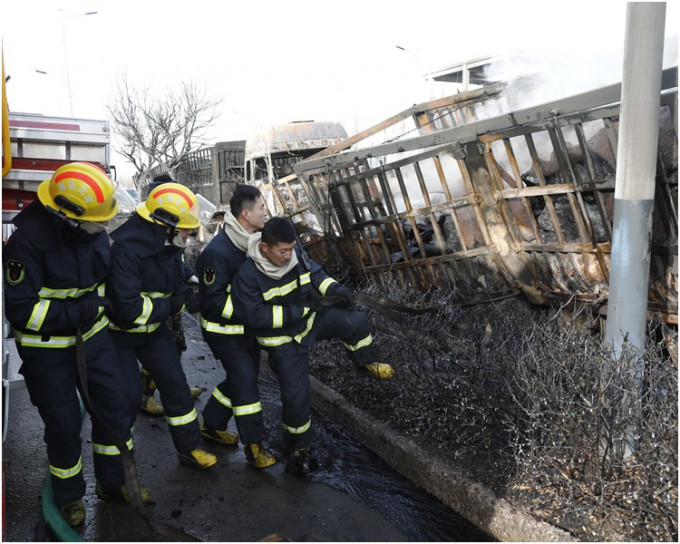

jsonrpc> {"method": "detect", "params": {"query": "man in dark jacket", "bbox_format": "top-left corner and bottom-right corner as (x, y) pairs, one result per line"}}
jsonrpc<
(196, 184), (276, 468)
(107, 182), (216, 470)
(231, 217), (393, 473)
(2, 162), (150, 526)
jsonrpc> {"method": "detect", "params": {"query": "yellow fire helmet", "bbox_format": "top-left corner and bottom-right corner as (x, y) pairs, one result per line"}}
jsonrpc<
(136, 182), (200, 229)
(37, 162), (119, 222)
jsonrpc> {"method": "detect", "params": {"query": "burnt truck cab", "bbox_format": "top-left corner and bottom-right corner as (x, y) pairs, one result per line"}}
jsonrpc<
(244, 120), (347, 231)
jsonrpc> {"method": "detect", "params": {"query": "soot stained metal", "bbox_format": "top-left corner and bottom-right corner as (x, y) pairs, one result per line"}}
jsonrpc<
(288, 68), (678, 324)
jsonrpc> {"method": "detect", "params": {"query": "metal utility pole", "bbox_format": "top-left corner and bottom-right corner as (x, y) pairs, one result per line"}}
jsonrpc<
(59, 10), (98, 116)
(604, 2), (666, 457)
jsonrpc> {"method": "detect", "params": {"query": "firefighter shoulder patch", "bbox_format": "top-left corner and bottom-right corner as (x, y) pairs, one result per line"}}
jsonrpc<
(5, 260), (26, 286)
(203, 267), (216, 286)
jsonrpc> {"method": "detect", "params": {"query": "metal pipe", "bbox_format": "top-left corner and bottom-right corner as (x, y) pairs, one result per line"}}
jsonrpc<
(604, 2), (666, 456)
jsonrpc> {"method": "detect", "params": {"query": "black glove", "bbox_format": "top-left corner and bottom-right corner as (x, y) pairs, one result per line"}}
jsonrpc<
(77, 296), (108, 327)
(334, 292), (353, 309)
(284, 304), (305, 324)
(304, 295), (323, 312)
(169, 294), (184, 315)
(183, 291), (201, 314)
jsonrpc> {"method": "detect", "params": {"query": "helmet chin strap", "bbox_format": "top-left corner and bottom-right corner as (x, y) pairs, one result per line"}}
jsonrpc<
(44, 205), (80, 229)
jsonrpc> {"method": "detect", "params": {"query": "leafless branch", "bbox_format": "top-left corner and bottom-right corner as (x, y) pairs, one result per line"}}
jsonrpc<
(107, 73), (222, 190)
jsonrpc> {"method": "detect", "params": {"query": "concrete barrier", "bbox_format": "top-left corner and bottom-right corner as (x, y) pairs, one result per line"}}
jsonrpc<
(309, 375), (573, 542)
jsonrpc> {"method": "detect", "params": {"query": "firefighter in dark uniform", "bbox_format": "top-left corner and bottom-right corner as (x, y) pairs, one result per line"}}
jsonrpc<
(196, 184), (276, 468)
(138, 174), (202, 416)
(107, 183), (216, 470)
(2, 162), (151, 527)
(231, 217), (394, 472)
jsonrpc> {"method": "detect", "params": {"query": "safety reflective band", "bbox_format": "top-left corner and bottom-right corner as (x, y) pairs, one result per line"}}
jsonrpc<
(38, 284), (100, 299)
(272, 305), (283, 328)
(284, 419), (311, 435)
(257, 312), (316, 347)
(92, 437), (133, 456)
(293, 312), (316, 344)
(15, 315), (109, 348)
(50, 456), (83, 479)
(257, 334), (293, 347)
(319, 278), (337, 295)
(221, 293), (234, 319)
(211, 388), (232, 408)
(233, 401), (262, 417)
(26, 299), (50, 331)
(200, 317), (243, 335)
(166, 407), (198, 427)
(262, 279), (299, 301)
(342, 333), (374, 352)
(299, 272), (311, 286)
(133, 295), (154, 326)
(108, 322), (160, 334)
(27, 282), (105, 332)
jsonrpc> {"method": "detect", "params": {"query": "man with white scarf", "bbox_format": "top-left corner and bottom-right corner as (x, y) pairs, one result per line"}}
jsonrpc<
(231, 217), (394, 473)
(196, 185), (277, 468)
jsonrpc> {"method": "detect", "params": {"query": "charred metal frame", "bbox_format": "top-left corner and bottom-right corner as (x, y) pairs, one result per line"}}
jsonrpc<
(292, 68), (678, 323)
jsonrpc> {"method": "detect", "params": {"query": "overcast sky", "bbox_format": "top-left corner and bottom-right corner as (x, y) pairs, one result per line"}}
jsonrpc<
(2, 0), (678, 183)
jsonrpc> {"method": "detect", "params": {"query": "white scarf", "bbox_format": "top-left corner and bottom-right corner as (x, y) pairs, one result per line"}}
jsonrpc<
(223, 213), (251, 253)
(247, 232), (299, 280)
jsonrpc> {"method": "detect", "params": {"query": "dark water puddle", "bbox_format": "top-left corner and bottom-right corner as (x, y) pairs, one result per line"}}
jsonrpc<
(258, 372), (495, 542)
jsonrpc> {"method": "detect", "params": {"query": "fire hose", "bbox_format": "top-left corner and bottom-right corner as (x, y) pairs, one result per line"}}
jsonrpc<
(309, 293), (435, 324)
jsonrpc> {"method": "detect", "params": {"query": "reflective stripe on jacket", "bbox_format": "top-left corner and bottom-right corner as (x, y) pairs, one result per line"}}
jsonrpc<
(196, 228), (247, 336)
(232, 246), (349, 347)
(2, 201), (113, 343)
(107, 213), (188, 332)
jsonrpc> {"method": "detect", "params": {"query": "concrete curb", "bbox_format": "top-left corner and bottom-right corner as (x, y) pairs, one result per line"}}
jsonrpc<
(309, 375), (574, 542)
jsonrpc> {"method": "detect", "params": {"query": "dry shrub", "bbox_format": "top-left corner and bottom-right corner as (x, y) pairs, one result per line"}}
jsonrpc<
(308, 281), (678, 541)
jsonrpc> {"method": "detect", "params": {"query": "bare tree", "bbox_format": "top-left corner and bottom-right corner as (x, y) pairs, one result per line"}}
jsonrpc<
(108, 73), (222, 191)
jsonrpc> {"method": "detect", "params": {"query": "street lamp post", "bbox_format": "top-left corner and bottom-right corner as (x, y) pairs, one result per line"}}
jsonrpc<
(59, 9), (98, 116)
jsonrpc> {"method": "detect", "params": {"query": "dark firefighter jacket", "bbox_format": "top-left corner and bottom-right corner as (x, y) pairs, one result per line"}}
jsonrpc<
(231, 246), (349, 348)
(2, 200), (111, 346)
(107, 213), (189, 333)
(195, 227), (246, 336)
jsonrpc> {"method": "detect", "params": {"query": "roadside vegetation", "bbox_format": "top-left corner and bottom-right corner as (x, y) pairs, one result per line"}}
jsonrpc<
(309, 282), (678, 541)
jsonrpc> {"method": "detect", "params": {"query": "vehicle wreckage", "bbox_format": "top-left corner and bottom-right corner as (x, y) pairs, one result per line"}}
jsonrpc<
(268, 68), (678, 327)
(165, 66), (677, 328)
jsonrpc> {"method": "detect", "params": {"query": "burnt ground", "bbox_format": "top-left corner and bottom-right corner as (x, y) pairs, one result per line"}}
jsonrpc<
(307, 291), (678, 542)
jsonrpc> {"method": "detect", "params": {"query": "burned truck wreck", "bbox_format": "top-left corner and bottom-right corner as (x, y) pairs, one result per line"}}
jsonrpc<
(282, 67), (678, 325)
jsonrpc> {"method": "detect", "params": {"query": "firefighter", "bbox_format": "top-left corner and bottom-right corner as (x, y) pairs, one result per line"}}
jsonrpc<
(231, 217), (394, 473)
(196, 184), (277, 468)
(107, 183), (216, 470)
(2, 162), (151, 526)
(138, 174), (202, 416)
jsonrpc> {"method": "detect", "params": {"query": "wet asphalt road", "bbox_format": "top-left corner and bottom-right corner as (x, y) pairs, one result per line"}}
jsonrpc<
(2, 313), (491, 542)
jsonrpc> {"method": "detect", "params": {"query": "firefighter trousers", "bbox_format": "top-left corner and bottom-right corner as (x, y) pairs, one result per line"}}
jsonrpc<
(17, 328), (131, 505)
(110, 324), (201, 454)
(265, 306), (378, 448)
(201, 331), (264, 444)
